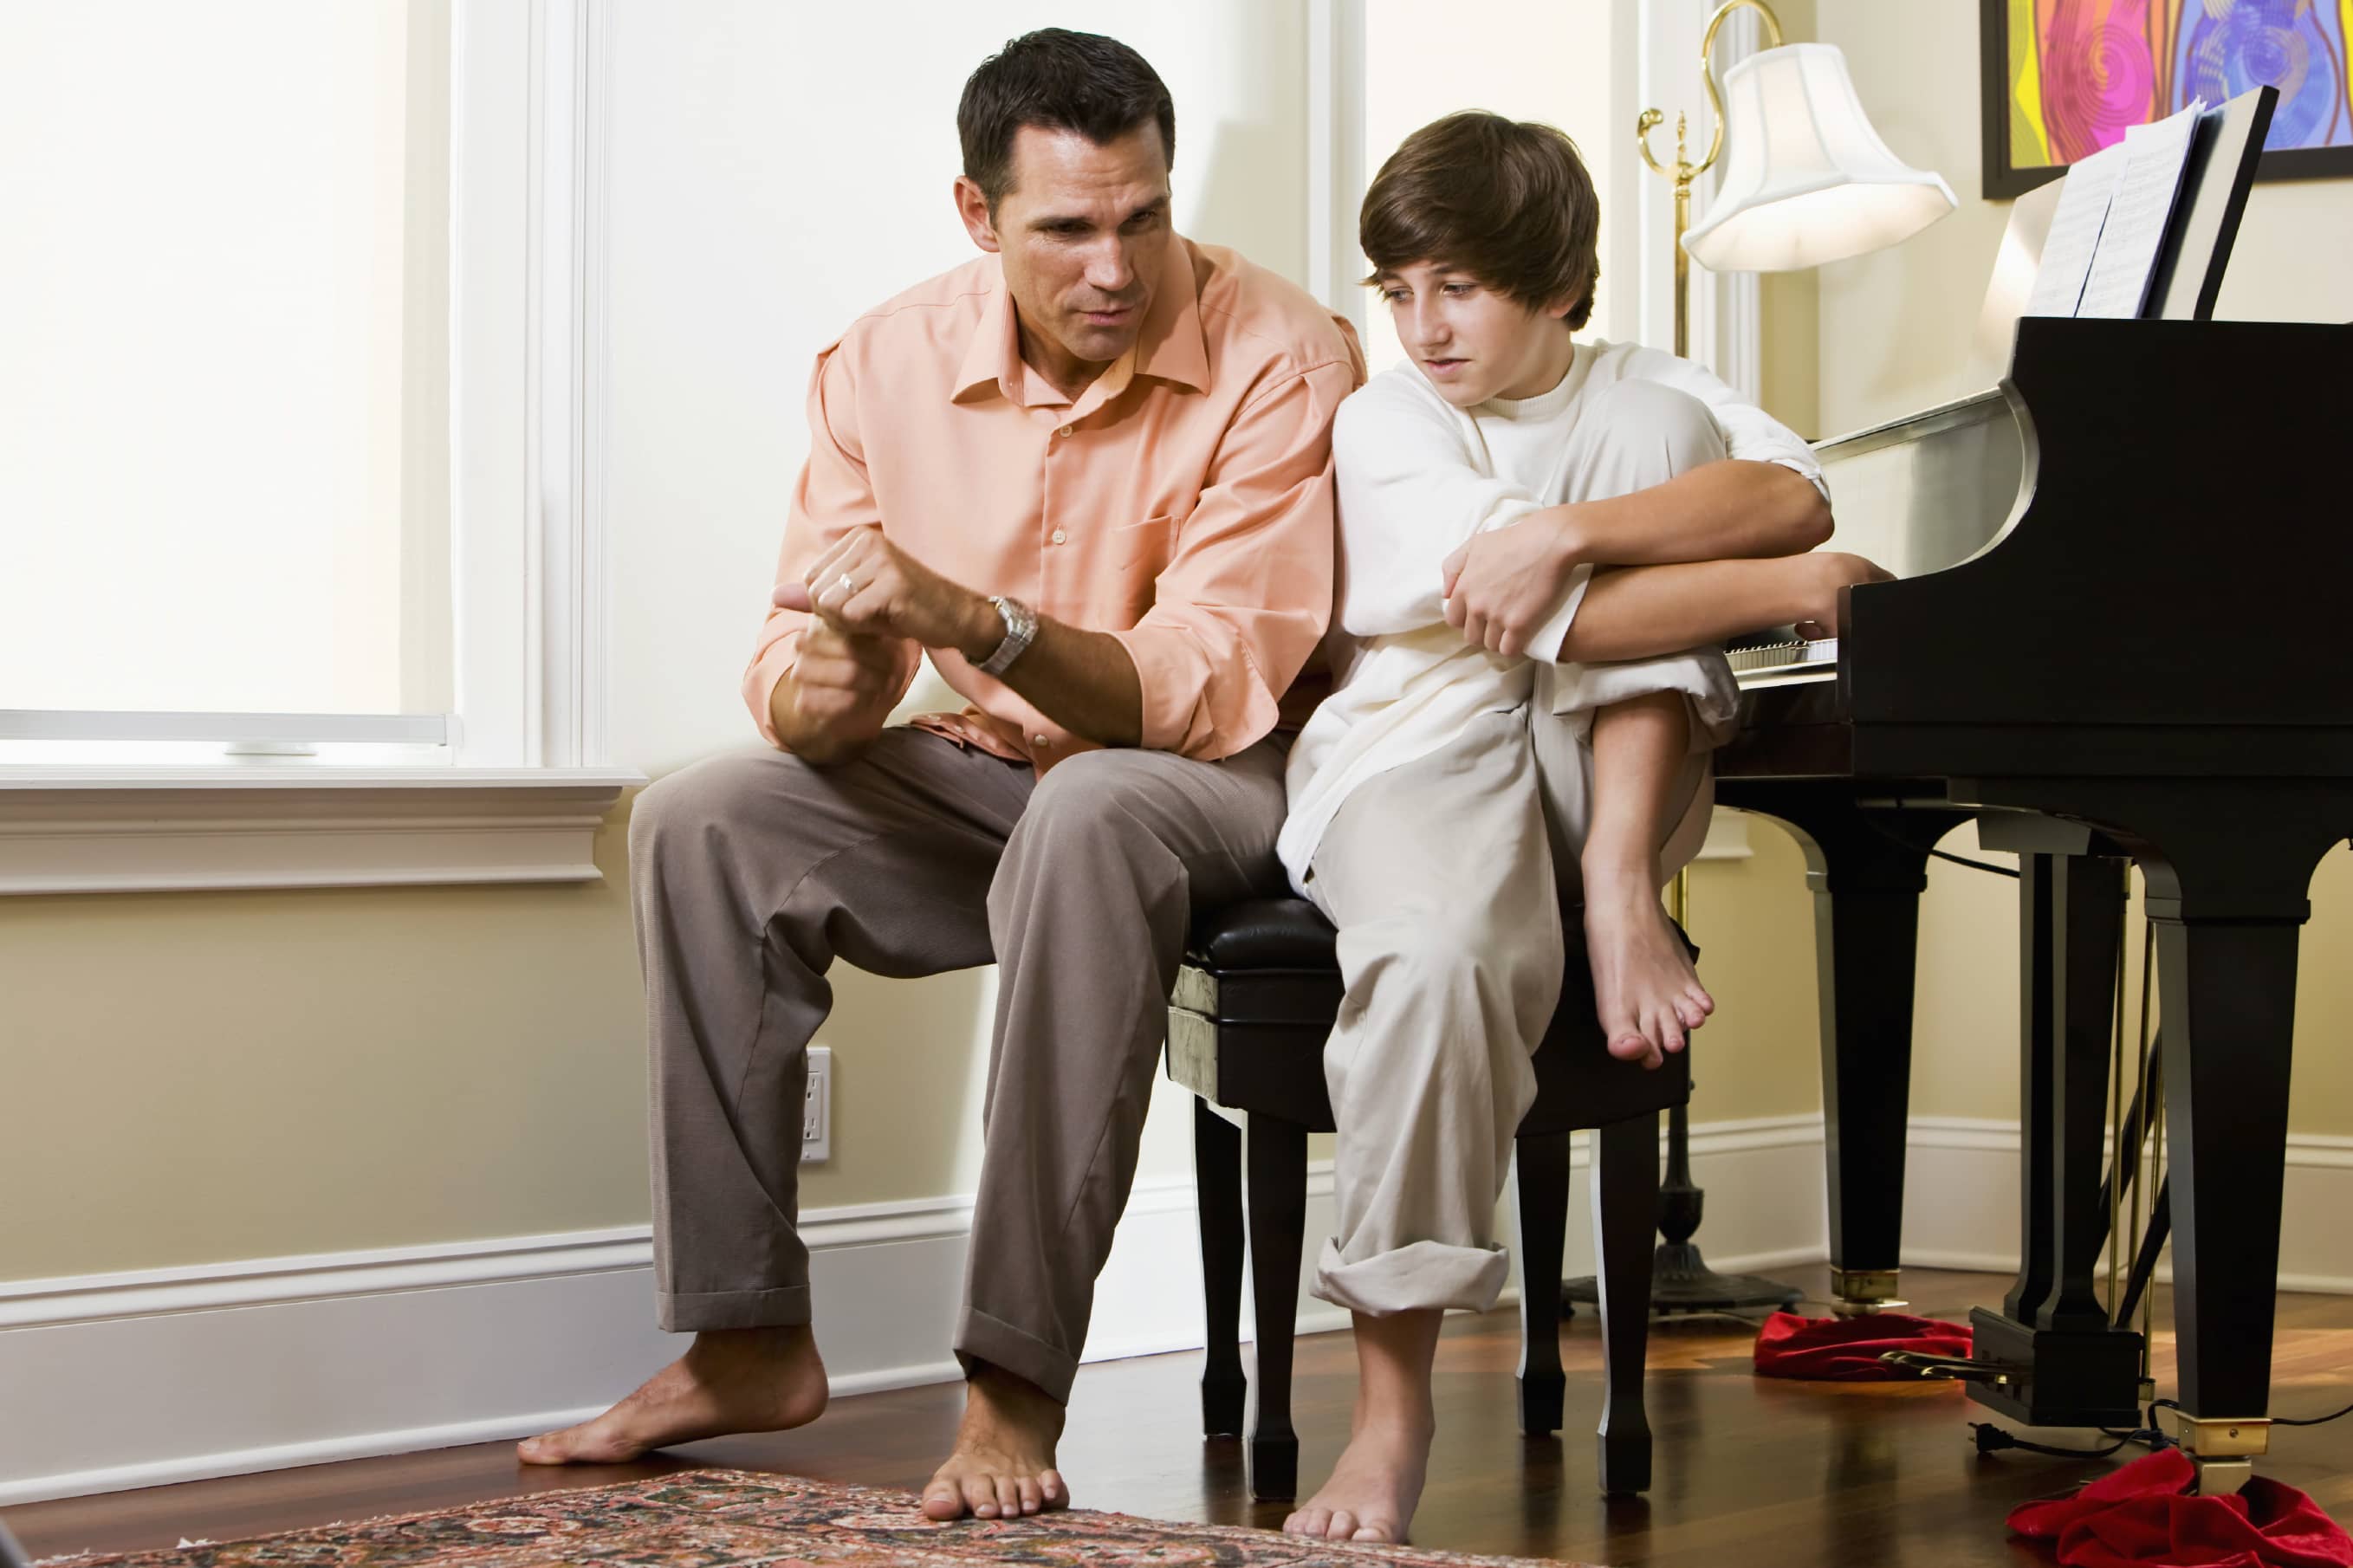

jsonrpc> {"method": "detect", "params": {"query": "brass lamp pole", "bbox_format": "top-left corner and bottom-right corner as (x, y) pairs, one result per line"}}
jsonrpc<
(1636, 0), (1785, 360)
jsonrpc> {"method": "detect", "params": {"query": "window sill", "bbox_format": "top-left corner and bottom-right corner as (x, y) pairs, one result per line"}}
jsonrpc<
(0, 767), (643, 897)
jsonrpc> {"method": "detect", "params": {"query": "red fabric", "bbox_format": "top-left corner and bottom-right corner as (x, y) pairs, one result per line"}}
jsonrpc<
(1750, 1309), (1973, 1380)
(2006, 1449), (2353, 1567)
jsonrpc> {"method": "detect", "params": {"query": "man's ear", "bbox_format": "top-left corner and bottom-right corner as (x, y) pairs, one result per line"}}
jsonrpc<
(954, 176), (1001, 255)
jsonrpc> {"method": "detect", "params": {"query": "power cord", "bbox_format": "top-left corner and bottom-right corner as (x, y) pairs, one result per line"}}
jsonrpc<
(2152, 1396), (2353, 1429)
(1971, 1409), (2176, 1460)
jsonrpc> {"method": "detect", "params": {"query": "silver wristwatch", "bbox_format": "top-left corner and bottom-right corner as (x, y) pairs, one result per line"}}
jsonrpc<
(976, 594), (1038, 677)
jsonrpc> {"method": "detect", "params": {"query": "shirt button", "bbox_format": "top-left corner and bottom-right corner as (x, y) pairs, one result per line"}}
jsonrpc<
(1056, 425), (1073, 438)
(1034, 734), (1051, 748)
(1050, 528), (1066, 545)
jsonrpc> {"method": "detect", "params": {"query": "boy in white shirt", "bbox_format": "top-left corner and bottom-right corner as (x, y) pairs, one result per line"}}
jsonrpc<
(1280, 112), (1888, 1545)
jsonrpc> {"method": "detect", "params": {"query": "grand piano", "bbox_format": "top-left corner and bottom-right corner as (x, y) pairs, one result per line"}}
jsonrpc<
(1714, 301), (2352, 1481)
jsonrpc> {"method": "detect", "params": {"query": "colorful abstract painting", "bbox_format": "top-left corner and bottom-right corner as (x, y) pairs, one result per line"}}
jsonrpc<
(1980, 0), (2353, 196)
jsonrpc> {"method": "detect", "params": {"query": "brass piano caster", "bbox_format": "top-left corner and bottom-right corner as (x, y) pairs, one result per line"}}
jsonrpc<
(2160, 1411), (2270, 1493)
(1828, 1267), (1908, 1317)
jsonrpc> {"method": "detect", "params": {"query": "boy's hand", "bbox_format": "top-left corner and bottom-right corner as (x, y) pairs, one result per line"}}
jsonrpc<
(1441, 514), (1583, 659)
(1792, 551), (1894, 639)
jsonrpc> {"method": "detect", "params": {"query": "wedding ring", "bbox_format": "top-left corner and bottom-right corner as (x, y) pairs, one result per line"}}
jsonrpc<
(833, 572), (856, 599)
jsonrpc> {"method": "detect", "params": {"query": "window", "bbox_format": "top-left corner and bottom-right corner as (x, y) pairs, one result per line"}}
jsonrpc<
(0, 1), (635, 891)
(2, 1), (454, 759)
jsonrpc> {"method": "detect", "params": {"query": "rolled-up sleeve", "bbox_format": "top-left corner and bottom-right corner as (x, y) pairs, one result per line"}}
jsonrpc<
(1110, 358), (1358, 759)
(742, 344), (917, 748)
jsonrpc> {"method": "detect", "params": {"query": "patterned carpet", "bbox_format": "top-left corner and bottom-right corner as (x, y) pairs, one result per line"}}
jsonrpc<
(63, 1470), (1596, 1567)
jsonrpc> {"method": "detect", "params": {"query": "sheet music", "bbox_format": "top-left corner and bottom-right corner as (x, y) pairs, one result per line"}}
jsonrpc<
(2078, 100), (2207, 318)
(2024, 141), (2128, 317)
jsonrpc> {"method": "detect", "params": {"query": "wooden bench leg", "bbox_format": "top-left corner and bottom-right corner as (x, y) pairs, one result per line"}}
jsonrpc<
(1194, 1099), (1247, 1437)
(1243, 1113), (1307, 1500)
(1514, 1130), (1572, 1435)
(1593, 1112), (1659, 1497)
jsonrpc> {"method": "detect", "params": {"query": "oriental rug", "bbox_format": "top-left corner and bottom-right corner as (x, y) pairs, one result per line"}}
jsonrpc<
(61, 1468), (1597, 1568)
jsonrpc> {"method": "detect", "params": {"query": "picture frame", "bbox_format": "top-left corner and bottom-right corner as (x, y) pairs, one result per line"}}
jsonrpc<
(1979, 0), (2353, 199)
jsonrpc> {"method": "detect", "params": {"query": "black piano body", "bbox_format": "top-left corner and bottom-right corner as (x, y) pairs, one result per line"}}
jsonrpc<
(1715, 314), (2353, 1474)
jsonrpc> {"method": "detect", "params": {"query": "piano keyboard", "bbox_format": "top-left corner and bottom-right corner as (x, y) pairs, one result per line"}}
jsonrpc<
(1729, 637), (1839, 684)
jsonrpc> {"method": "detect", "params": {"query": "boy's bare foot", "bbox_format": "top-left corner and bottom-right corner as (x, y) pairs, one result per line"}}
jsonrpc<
(515, 1324), (828, 1465)
(922, 1363), (1068, 1520)
(1284, 1411), (1436, 1544)
(1585, 864), (1714, 1069)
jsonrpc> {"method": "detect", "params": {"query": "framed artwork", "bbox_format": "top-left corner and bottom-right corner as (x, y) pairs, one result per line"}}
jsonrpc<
(1980, 0), (2353, 198)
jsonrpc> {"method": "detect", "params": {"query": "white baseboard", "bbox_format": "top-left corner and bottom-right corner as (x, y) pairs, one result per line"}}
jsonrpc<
(52, 1111), (2353, 1507)
(0, 1116), (1825, 1506)
(1899, 1118), (2353, 1296)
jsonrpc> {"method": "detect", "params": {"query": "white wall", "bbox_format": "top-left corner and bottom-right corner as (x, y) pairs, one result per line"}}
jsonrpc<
(1355, 0), (1627, 373)
(600, 1), (1315, 1202)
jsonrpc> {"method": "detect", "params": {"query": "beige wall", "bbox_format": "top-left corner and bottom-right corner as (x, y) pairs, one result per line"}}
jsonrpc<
(0, 813), (646, 1281)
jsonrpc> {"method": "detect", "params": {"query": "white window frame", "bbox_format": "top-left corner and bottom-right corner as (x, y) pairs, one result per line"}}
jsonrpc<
(0, 0), (639, 897)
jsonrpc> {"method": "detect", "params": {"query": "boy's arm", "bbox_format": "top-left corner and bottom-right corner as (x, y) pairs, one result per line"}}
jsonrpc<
(1553, 552), (1892, 665)
(1546, 457), (1830, 567)
(1445, 347), (1834, 658)
(1437, 463), (1832, 660)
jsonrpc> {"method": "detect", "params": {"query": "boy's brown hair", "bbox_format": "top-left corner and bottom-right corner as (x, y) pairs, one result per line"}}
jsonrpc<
(1360, 111), (1601, 329)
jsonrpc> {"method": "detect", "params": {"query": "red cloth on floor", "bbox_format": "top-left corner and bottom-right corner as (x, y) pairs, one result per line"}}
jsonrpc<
(1750, 1308), (1973, 1380)
(2007, 1448), (2353, 1567)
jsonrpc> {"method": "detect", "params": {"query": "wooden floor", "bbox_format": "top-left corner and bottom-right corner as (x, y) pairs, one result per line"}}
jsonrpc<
(14, 1267), (2353, 1566)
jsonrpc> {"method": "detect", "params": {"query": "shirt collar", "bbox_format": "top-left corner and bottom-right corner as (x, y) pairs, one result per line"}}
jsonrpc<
(949, 239), (1207, 407)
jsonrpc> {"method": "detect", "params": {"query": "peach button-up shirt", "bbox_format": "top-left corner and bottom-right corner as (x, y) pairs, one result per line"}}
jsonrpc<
(743, 237), (1365, 768)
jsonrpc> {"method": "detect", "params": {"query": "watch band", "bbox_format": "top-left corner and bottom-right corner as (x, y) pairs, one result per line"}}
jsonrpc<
(976, 594), (1038, 677)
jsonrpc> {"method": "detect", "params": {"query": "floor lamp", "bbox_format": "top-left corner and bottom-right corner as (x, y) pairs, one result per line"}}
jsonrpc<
(1566, 0), (1954, 1319)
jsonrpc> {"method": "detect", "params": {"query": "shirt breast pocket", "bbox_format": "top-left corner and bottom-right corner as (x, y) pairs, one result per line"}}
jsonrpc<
(1106, 513), (1176, 623)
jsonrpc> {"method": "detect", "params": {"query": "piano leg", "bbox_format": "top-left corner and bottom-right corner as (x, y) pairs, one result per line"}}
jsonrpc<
(1961, 781), (2348, 1482)
(1716, 787), (1974, 1314)
(2151, 884), (2303, 1487)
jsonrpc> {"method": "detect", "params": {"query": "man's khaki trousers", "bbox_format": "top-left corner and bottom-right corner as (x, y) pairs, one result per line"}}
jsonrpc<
(629, 729), (1291, 1403)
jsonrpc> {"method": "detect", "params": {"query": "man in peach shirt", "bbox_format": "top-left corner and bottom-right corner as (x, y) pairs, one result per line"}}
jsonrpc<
(521, 30), (1362, 1519)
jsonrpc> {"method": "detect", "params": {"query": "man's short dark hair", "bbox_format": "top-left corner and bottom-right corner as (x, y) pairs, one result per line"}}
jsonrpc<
(957, 29), (1176, 210)
(1360, 111), (1602, 330)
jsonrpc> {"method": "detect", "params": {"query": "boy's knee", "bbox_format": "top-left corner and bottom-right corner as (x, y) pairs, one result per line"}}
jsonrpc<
(1580, 378), (1727, 475)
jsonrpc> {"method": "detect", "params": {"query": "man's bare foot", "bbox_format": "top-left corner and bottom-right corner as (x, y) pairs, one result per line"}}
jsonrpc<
(922, 1363), (1068, 1520)
(515, 1324), (827, 1465)
(1283, 1412), (1436, 1544)
(1585, 863), (1714, 1069)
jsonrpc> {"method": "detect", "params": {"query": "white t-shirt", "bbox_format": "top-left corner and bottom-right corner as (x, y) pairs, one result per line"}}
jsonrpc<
(1276, 339), (1825, 890)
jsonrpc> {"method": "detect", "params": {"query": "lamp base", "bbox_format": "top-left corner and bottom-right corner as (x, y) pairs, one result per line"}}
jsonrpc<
(1564, 1241), (1804, 1318)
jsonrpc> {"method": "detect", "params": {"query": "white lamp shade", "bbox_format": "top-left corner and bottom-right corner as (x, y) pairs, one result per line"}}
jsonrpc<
(1682, 42), (1956, 272)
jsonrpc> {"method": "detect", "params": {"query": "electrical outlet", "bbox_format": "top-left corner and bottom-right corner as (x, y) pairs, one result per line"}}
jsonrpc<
(802, 1046), (832, 1163)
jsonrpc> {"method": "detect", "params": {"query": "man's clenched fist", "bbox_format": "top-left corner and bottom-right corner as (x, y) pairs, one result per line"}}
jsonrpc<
(775, 524), (995, 660)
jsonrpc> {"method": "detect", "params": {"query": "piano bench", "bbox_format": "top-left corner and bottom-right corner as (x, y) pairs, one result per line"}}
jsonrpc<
(1166, 895), (1690, 1501)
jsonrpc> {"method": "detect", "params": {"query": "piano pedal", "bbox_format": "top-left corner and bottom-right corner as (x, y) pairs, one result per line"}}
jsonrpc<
(1879, 1351), (2009, 1386)
(1961, 1307), (2146, 1429)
